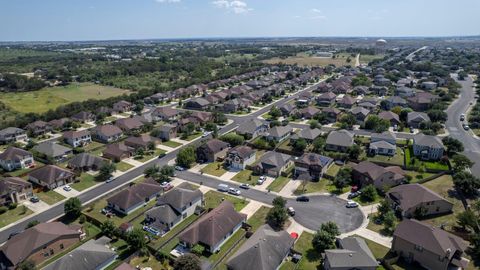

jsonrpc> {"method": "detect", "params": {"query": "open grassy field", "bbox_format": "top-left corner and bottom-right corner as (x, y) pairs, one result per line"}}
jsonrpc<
(359, 54), (385, 64)
(0, 83), (131, 113)
(263, 52), (354, 67)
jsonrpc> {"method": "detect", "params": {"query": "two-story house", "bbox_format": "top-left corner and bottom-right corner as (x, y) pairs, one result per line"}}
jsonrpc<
(225, 146), (256, 170)
(63, 130), (92, 148)
(412, 133), (445, 160)
(0, 127), (28, 144)
(0, 147), (34, 172)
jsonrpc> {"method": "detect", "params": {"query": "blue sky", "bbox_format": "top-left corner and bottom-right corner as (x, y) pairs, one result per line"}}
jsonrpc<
(1, 0), (480, 41)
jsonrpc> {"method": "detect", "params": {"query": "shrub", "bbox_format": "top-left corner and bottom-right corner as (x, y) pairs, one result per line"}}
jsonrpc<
(0, 206), (8, 214)
(8, 203), (18, 210)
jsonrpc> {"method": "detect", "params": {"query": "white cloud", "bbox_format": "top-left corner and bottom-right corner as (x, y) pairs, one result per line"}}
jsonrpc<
(309, 8), (327, 20)
(155, 0), (181, 3)
(212, 0), (252, 14)
(311, 8), (322, 13)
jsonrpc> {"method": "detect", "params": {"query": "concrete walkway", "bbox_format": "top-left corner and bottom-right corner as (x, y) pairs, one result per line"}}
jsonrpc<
(156, 144), (174, 152)
(353, 228), (392, 248)
(286, 218), (314, 235)
(23, 200), (50, 213)
(255, 176), (274, 192)
(240, 201), (266, 219)
(123, 158), (144, 167)
(278, 179), (301, 197)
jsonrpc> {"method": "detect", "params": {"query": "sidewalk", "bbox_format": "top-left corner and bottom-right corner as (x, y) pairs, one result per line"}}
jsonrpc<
(352, 228), (392, 248)
(240, 201), (266, 219)
(278, 179), (301, 197)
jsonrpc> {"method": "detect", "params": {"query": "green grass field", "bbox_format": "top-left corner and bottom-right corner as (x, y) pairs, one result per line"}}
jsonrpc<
(204, 190), (249, 212)
(201, 162), (227, 177)
(162, 140), (182, 148)
(35, 190), (66, 205)
(0, 83), (131, 113)
(267, 176), (291, 192)
(0, 206), (33, 229)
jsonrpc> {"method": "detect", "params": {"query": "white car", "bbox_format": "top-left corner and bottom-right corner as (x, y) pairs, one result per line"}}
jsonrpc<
(346, 201), (359, 208)
(106, 176), (114, 183)
(202, 131), (212, 138)
(175, 166), (185, 171)
(63, 185), (72, 192)
(228, 188), (241, 196)
(239, 183), (250, 189)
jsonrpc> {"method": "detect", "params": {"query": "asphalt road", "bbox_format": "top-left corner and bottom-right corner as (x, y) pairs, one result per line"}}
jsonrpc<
(446, 75), (480, 176)
(177, 171), (364, 233)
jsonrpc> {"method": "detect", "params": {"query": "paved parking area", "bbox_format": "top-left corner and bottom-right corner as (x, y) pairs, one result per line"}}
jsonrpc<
(23, 200), (51, 212)
(54, 186), (80, 198)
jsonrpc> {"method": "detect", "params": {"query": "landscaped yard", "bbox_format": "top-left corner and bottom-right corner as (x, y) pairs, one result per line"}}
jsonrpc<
(8, 161), (45, 177)
(294, 178), (348, 195)
(0, 206), (34, 228)
(181, 131), (202, 141)
(353, 235), (390, 259)
(405, 147), (449, 171)
(35, 190), (66, 205)
(291, 232), (320, 270)
(115, 161), (134, 172)
(204, 190), (249, 212)
(0, 83), (131, 114)
(162, 140), (182, 148)
(367, 147), (405, 166)
(151, 213), (200, 250)
(231, 169), (259, 184)
(247, 206), (271, 231)
(84, 141), (105, 152)
(267, 176), (291, 193)
(421, 175), (464, 231)
(201, 162), (227, 177)
(405, 170), (435, 183)
(135, 149), (167, 162)
(71, 173), (98, 191)
(325, 163), (341, 177)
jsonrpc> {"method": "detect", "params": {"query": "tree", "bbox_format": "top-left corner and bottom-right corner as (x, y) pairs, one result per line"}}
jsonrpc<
(452, 154), (474, 172)
(98, 162), (116, 181)
(101, 220), (117, 238)
(383, 210), (397, 234)
(364, 115), (390, 133)
(442, 137), (464, 155)
(376, 200), (391, 219)
(176, 146), (196, 168)
(219, 133), (245, 146)
(212, 111), (227, 124)
(334, 167), (352, 189)
(456, 210), (479, 232)
(312, 222), (340, 253)
(347, 144), (361, 160)
(26, 220), (40, 229)
(133, 101), (144, 114)
(338, 114), (356, 129)
(359, 185), (377, 202)
(64, 197), (82, 220)
(144, 165), (161, 179)
(312, 136), (326, 154)
(292, 138), (307, 152)
(309, 119), (319, 129)
(174, 254), (201, 270)
(126, 228), (147, 251)
(267, 197), (288, 229)
(205, 122), (218, 138)
(18, 260), (36, 270)
(453, 171), (480, 196)
(269, 106), (281, 119)
(351, 73), (372, 87)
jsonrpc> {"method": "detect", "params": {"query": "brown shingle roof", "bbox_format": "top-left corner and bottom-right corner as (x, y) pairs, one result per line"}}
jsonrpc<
(107, 179), (162, 210)
(387, 184), (452, 211)
(28, 165), (74, 185)
(0, 147), (32, 161)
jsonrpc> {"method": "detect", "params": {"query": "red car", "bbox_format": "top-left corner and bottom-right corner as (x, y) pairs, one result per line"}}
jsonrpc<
(351, 186), (359, 192)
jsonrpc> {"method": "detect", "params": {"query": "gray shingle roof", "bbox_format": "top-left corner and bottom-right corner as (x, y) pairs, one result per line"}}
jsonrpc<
(324, 237), (378, 269)
(33, 142), (72, 158)
(326, 130), (354, 147)
(413, 133), (444, 149)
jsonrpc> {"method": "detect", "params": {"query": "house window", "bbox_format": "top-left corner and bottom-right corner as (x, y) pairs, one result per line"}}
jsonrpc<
(414, 245), (423, 252)
(50, 249), (54, 255)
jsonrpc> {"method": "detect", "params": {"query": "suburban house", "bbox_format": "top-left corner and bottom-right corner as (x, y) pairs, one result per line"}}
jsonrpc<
(196, 139), (230, 163)
(407, 92), (439, 111)
(300, 106), (321, 119)
(102, 142), (134, 162)
(266, 125), (293, 143)
(152, 107), (178, 122)
(26, 120), (52, 136)
(156, 124), (177, 141)
(325, 130), (354, 152)
(350, 107), (370, 123)
(294, 153), (333, 181)
(386, 184), (453, 218)
(178, 201), (247, 253)
(33, 142), (73, 163)
(115, 118), (144, 132)
(407, 112), (431, 128)
(369, 131), (397, 156)
(384, 96), (408, 109)
(144, 184), (203, 235)
(70, 111), (96, 123)
(0, 222), (83, 268)
(322, 108), (342, 123)
(28, 165), (75, 190)
(378, 111), (401, 126)
(92, 125), (123, 143)
(185, 97), (211, 110)
(112, 100), (133, 113)
(68, 153), (108, 172)
(316, 92), (337, 106)
(279, 103), (297, 116)
(337, 95), (355, 108)
(323, 237), (379, 270)
(225, 145), (256, 170)
(352, 161), (405, 190)
(44, 237), (116, 270)
(253, 151), (293, 178)
(412, 133), (445, 160)
(0, 147), (34, 172)
(107, 179), (163, 215)
(392, 219), (470, 270)
(0, 127), (27, 144)
(395, 86), (416, 97)
(290, 128), (322, 143)
(124, 134), (158, 150)
(63, 130), (92, 148)
(226, 224), (294, 270)
(0, 177), (33, 206)
(421, 81), (437, 90)
(236, 119), (268, 140)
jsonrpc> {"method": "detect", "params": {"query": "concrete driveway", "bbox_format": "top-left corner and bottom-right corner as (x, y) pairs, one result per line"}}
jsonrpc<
(23, 200), (51, 213)
(54, 186), (80, 198)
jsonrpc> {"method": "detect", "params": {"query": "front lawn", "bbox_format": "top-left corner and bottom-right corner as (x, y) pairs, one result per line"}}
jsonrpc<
(129, 255), (168, 270)
(231, 169), (260, 184)
(181, 131), (202, 141)
(404, 147), (449, 171)
(293, 232), (321, 270)
(0, 206), (34, 229)
(367, 147), (404, 166)
(135, 149), (167, 163)
(36, 190), (66, 205)
(294, 178), (348, 195)
(162, 140), (182, 148)
(325, 163), (341, 177)
(201, 162), (227, 177)
(150, 213), (200, 250)
(115, 161), (134, 172)
(353, 235), (390, 259)
(204, 190), (249, 212)
(267, 176), (291, 192)
(247, 206), (271, 231)
(71, 173), (98, 191)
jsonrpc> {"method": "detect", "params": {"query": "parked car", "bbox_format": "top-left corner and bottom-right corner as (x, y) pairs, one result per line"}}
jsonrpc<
(63, 185), (72, 191)
(296, 196), (310, 202)
(346, 201), (359, 208)
(106, 176), (114, 183)
(463, 124), (470, 130)
(161, 182), (173, 191)
(202, 131), (212, 138)
(348, 191), (362, 199)
(228, 188), (241, 196)
(29, 196), (40, 203)
(239, 183), (250, 189)
(175, 166), (185, 171)
(257, 176), (266, 185)
(218, 184), (229, 192)
(287, 207), (295, 216)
